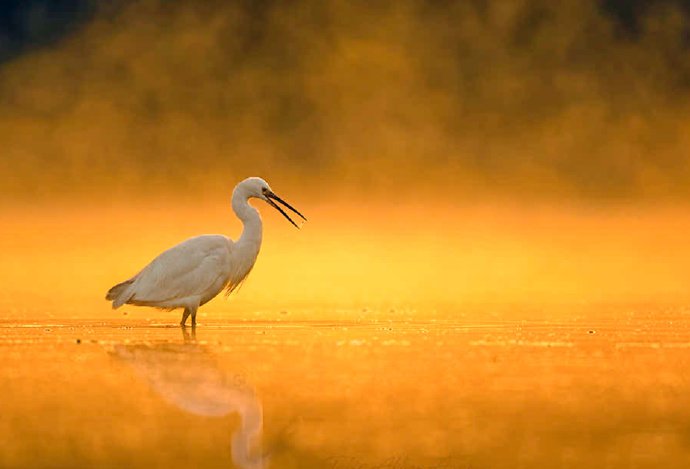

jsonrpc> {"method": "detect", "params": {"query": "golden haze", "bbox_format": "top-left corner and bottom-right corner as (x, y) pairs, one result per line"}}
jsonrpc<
(2, 199), (689, 321)
(1, 0), (690, 201)
(1, 0), (690, 317)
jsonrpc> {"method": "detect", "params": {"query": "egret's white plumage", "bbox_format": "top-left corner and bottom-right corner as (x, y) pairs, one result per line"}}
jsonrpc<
(106, 177), (306, 326)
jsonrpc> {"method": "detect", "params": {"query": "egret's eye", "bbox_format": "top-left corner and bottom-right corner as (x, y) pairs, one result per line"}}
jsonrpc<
(262, 187), (268, 194)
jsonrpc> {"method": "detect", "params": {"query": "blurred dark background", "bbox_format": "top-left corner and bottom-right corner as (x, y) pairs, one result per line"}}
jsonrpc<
(2, 0), (690, 202)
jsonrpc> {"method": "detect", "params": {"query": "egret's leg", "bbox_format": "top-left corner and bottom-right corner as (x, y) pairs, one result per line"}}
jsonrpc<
(180, 308), (191, 326)
(190, 306), (198, 326)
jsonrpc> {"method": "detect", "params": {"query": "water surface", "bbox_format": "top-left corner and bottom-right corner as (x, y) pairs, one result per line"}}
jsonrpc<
(2, 307), (690, 468)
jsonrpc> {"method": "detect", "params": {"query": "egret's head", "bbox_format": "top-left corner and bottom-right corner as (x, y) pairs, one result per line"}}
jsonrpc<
(238, 177), (307, 228)
(240, 177), (272, 199)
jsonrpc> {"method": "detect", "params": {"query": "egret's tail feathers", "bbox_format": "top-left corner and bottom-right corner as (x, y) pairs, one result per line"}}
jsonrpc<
(106, 278), (135, 309)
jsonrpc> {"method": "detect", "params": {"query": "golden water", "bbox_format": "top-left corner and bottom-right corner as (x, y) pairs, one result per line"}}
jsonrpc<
(2, 309), (690, 468)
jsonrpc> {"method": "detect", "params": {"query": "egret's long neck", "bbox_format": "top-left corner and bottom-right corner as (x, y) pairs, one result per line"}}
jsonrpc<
(232, 190), (263, 248)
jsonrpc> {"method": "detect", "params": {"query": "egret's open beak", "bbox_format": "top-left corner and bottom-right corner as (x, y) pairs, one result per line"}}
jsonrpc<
(265, 191), (307, 228)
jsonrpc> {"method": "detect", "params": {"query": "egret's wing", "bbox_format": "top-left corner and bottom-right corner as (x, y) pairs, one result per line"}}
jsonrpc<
(130, 235), (231, 304)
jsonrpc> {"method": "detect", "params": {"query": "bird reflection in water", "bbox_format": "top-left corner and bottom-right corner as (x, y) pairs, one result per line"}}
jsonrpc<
(110, 328), (267, 469)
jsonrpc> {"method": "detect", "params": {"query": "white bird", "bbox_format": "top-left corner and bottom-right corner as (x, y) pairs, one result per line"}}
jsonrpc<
(106, 177), (306, 326)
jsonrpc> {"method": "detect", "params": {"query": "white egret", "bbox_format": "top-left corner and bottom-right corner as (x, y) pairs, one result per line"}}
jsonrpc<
(105, 177), (306, 326)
